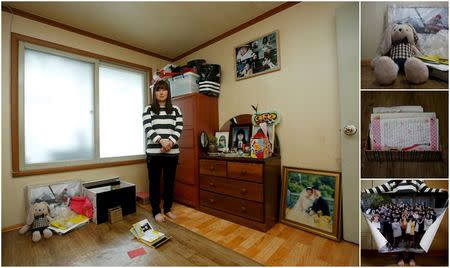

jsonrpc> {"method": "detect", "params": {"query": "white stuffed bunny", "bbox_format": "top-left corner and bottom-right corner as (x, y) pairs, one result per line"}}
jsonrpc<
(371, 23), (429, 85)
(18, 201), (54, 242)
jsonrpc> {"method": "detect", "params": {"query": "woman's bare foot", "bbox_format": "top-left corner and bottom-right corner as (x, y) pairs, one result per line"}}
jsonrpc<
(155, 213), (165, 223)
(165, 211), (177, 219)
(409, 259), (416, 266)
(397, 259), (405, 266)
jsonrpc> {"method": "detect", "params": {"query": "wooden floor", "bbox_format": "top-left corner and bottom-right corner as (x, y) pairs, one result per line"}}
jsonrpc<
(2, 206), (259, 266)
(361, 65), (448, 89)
(2, 203), (359, 266)
(168, 203), (359, 266)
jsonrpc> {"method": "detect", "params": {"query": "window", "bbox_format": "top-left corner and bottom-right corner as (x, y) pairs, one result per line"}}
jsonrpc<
(99, 64), (146, 158)
(12, 34), (150, 176)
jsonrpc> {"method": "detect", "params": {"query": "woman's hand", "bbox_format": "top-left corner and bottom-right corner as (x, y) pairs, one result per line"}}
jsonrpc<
(160, 139), (173, 152)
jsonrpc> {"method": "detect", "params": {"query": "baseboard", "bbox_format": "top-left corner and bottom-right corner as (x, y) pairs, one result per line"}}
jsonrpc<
(361, 249), (447, 257)
(2, 223), (23, 233)
(361, 59), (371, 66)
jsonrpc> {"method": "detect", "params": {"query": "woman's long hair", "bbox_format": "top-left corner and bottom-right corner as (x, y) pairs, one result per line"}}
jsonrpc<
(151, 80), (173, 114)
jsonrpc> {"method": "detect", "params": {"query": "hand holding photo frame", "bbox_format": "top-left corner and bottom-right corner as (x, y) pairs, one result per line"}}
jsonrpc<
(361, 180), (448, 253)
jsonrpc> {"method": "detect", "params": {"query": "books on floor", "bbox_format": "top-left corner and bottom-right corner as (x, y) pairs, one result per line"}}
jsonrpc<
(416, 55), (448, 82)
(369, 106), (439, 151)
(49, 214), (90, 235)
(130, 219), (170, 248)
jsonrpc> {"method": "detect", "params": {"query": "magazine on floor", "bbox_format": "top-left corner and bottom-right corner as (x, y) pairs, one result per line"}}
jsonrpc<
(130, 219), (170, 248)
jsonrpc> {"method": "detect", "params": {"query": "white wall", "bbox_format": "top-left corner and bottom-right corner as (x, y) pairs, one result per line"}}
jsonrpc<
(176, 2), (344, 173)
(1, 12), (170, 227)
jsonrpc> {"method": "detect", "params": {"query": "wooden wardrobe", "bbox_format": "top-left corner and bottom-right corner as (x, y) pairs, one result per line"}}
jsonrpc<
(172, 93), (218, 208)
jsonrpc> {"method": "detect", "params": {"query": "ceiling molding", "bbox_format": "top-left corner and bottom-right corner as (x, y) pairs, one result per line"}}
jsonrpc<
(172, 2), (300, 61)
(2, 2), (300, 63)
(1, 5), (172, 61)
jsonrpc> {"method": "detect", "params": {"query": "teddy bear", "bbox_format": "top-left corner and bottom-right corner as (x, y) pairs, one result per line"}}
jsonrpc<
(18, 201), (54, 242)
(371, 23), (429, 85)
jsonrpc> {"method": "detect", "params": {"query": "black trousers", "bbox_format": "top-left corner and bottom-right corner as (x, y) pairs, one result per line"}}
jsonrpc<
(397, 252), (415, 261)
(146, 154), (179, 216)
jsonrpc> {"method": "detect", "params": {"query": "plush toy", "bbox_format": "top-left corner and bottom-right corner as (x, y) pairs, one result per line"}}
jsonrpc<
(18, 201), (53, 242)
(371, 23), (429, 85)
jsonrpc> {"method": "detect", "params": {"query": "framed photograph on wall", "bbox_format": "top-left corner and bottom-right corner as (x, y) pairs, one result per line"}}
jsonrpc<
(280, 166), (341, 241)
(215, 131), (229, 152)
(229, 124), (252, 151)
(235, 30), (280, 81)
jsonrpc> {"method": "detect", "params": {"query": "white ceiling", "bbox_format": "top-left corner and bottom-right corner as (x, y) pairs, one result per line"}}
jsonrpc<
(4, 1), (283, 59)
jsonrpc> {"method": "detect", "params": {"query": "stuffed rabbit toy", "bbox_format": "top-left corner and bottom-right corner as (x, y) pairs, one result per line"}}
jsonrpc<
(19, 201), (53, 242)
(371, 23), (428, 85)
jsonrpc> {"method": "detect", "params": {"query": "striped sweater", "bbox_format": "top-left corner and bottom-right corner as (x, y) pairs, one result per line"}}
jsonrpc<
(364, 180), (445, 194)
(142, 105), (183, 155)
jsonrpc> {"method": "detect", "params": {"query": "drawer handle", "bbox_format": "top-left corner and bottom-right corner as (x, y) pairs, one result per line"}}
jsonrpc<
(241, 206), (247, 213)
(209, 165), (215, 171)
(209, 198), (215, 203)
(240, 188), (248, 194)
(241, 170), (247, 175)
(209, 182), (215, 187)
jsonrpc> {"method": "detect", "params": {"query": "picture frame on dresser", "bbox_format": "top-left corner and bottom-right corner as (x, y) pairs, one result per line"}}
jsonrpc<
(280, 166), (341, 241)
(215, 131), (229, 152)
(229, 124), (252, 151)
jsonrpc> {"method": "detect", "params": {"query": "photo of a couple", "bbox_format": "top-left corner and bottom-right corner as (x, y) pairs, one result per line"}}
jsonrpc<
(286, 185), (332, 232)
(281, 167), (340, 237)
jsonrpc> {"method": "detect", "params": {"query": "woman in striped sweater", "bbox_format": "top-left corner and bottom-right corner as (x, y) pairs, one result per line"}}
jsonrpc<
(143, 80), (183, 223)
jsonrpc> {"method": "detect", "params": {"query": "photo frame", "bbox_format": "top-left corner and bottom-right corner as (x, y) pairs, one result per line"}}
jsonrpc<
(215, 131), (229, 152)
(280, 166), (341, 241)
(235, 30), (280, 81)
(229, 124), (252, 151)
(361, 180), (448, 253)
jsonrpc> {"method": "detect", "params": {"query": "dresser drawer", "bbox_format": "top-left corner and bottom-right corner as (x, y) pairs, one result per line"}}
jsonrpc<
(199, 159), (227, 177)
(178, 128), (194, 148)
(174, 181), (197, 207)
(200, 190), (263, 222)
(176, 149), (195, 184)
(199, 175), (263, 202)
(227, 162), (263, 182)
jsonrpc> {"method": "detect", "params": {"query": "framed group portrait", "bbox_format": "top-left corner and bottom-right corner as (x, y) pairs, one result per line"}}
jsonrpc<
(234, 30), (280, 81)
(280, 166), (341, 241)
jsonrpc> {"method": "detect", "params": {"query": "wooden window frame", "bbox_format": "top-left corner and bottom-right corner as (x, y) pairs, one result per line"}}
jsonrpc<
(10, 33), (152, 177)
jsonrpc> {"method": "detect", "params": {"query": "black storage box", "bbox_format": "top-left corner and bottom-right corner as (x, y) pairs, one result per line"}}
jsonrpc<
(82, 177), (136, 224)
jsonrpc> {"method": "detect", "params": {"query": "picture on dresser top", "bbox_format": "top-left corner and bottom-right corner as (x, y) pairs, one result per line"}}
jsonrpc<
(229, 124), (252, 153)
(280, 166), (341, 241)
(215, 132), (229, 152)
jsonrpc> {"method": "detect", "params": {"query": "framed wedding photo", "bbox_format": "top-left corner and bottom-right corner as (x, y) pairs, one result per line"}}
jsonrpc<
(234, 30), (280, 81)
(280, 166), (341, 241)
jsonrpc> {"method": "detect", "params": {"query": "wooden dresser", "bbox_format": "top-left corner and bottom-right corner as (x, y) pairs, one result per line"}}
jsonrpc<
(199, 156), (281, 232)
(171, 93), (218, 208)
